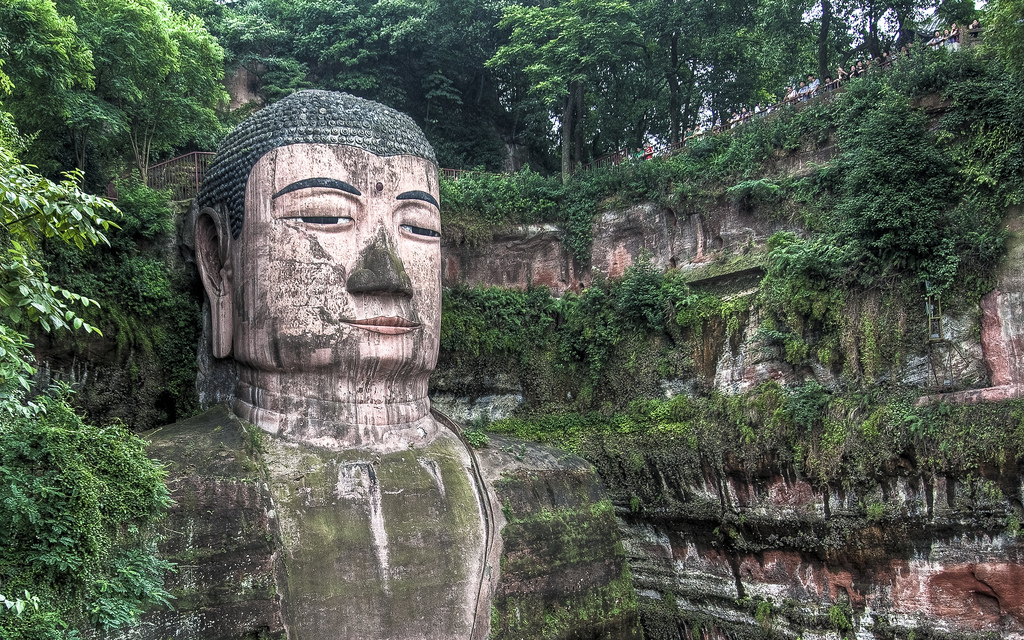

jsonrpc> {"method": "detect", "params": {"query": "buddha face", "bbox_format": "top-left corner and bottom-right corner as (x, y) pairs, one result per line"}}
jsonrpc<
(200, 143), (441, 382)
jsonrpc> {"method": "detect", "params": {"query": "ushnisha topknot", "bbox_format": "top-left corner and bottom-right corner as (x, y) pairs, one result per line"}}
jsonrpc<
(198, 90), (437, 239)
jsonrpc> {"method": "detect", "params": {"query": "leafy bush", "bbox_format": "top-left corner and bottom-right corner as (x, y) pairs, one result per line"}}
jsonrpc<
(41, 181), (202, 426)
(614, 255), (666, 332)
(0, 393), (173, 638)
(112, 178), (175, 241)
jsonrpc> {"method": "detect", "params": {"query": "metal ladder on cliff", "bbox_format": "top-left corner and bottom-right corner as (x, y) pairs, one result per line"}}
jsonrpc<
(925, 283), (951, 388)
(926, 290), (943, 343)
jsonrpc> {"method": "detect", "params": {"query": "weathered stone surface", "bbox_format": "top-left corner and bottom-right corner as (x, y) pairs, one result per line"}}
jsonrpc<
(120, 405), (285, 640)
(478, 436), (644, 640)
(225, 66), (262, 110)
(443, 224), (582, 295)
(431, 392), (524, 424)
(440, 202), (802, 297)
(117, 408), (639, 640)
(918, 210), (1024, 405)
(613, 457), (1024, 638)
(262, 427), (491, 639)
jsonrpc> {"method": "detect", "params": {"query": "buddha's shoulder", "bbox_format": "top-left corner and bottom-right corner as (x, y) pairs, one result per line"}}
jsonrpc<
(473, 433), (607, 520)
(144, 404), (263, 478)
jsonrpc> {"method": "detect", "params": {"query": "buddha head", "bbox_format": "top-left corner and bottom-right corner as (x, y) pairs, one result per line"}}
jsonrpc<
(194, 90), (442, 446)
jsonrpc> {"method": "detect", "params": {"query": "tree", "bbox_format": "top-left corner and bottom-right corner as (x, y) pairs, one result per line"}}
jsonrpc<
(0, 0), (94, 172)
(60, 0), (227, 182)
(0, 109), (116, 406)
(986, 0), (1024, 79)
(489, 0), (642, 181)
(126, 11), (228, 178)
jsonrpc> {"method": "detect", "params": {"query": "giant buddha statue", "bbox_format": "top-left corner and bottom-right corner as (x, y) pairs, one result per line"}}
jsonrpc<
(192, 89), (495, 639)
(133, 90), (641, 640)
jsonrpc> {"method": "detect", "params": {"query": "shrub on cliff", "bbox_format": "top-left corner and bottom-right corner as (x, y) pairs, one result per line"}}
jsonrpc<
(0, 392), (173, 639)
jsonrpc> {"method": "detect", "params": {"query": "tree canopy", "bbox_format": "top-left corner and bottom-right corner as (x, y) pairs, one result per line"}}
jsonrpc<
(0, 0), (998, 185)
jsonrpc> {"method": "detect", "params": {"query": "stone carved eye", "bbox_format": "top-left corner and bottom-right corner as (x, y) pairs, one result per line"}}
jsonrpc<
(285, 216), (354, 225)
(401, 224), (440, 238)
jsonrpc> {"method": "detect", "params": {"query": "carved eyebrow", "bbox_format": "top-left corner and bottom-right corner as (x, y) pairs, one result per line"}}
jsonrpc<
(272, 178), (361, 199)
(396, 190), (439, 208)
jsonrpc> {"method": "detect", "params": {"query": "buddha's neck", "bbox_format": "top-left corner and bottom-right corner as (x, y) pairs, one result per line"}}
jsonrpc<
(233, 365), (438, 452)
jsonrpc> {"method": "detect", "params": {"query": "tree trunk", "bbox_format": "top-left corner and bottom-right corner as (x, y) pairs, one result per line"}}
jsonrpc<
(561, 91), (573, 183)
(867, 6), (881, 57)
(72, 128), (89, 174)
(129, 123), (154, 187)
(668, 33), (681, 144)
(572, 81), (584, 172)
(818, 0), (832, 81)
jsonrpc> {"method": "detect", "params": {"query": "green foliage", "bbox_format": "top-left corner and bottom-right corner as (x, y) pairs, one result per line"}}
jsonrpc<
(113, 178), (175, 240)
(865, 501), (886, 521)
(440, 169), (561, 246)
(828, 603), (851, 632)
(0, 392), (173, 638)
(613, 255), (665, 332)
(42, 181), (201, 425)
(464, 425), (490, 449)
(0, 0), (95, 170)
(0, 140), (118, 406)
(985, 0), (1024, 80)
(440, 285), (557, 360)
(726, 178), (782, 207)
(487, 0), (642, 178)
(785, 381), (831, 433)
(0, 0), (226, 181)
(0, 590), (40, 618)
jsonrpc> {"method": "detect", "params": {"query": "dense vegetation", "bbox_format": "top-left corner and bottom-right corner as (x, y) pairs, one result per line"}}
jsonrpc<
(0, 115), (172, 637)
(0, 395), (172, 640)
(4, 0), (1020, 180)
(437, 47), (1024, 499)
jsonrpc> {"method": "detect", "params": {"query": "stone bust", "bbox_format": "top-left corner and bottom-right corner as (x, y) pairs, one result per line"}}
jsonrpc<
(192, 90), (496, 639)
(133, 89), (638, 640)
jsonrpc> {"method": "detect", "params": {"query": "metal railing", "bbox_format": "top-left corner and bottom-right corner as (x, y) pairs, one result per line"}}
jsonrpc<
(147, 151), (216, 200)
(440, 167), (498, 181)
(105, 151), (216, 201)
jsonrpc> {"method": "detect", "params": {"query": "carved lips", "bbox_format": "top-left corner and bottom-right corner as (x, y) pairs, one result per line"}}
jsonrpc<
(342, 316), (421, 335)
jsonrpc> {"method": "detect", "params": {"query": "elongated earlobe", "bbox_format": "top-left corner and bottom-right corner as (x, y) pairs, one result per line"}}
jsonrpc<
(195, 208), (233, 358)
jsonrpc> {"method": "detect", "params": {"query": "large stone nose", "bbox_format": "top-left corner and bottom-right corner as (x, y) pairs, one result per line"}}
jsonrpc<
(346, 228), (413, 297)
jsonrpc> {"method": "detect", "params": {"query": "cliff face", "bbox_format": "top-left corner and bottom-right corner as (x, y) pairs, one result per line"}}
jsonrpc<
(438, 199), (1024, 639)
(441, 201), (802, 296)
(604, 444), (1024, 639)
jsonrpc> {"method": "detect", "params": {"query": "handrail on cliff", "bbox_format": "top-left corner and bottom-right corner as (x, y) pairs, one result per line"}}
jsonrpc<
(105, 151), (216, 202)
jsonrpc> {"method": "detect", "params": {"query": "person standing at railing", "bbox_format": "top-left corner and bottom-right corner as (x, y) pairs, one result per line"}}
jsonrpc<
(796, 80), (809, 101)
(807, 75), (820, 97)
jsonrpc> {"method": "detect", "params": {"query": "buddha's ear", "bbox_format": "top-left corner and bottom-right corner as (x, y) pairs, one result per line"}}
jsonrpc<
(195, 208), (233, 358)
